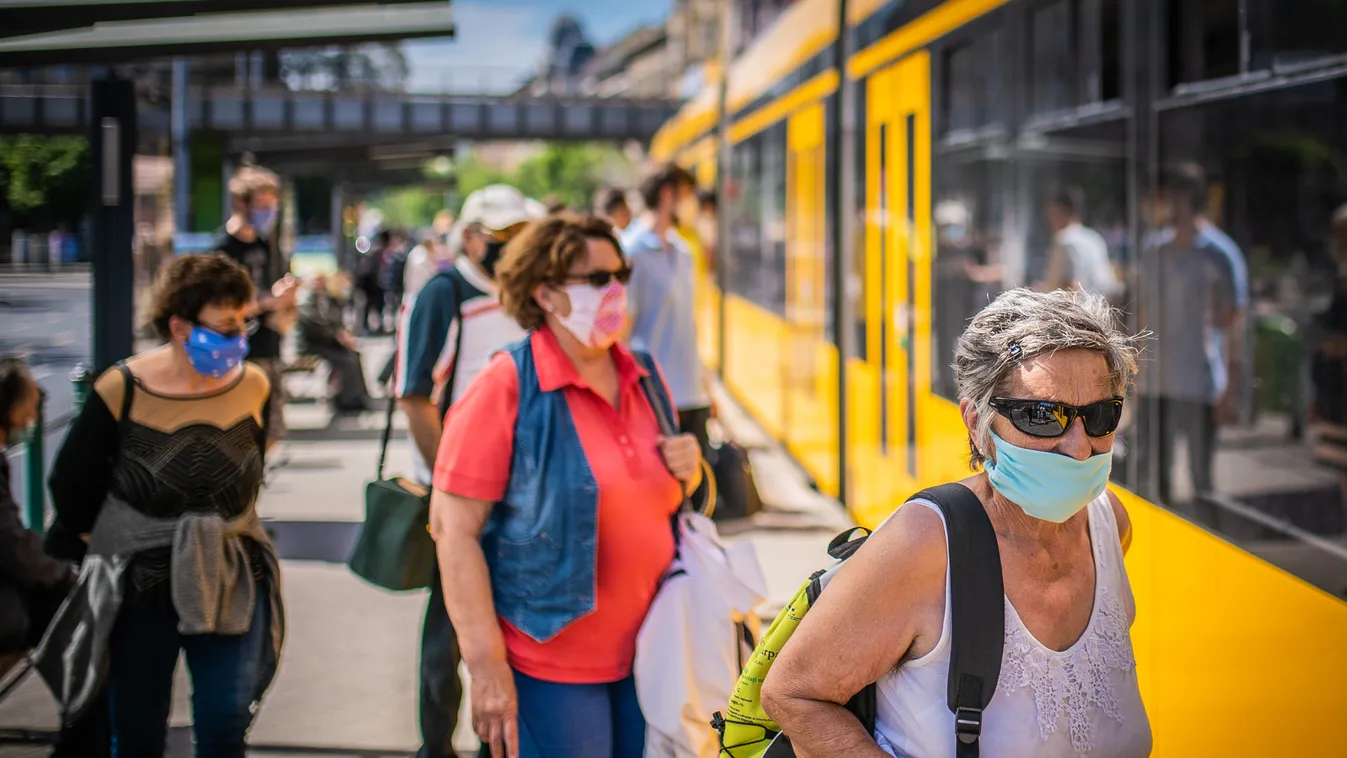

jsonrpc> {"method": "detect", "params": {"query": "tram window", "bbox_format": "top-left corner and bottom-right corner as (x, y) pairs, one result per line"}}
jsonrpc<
(1166, 0), (1241, 87)
(1029, 0), (1121, 116)
(930, 156), (1007, 402)
(727, 135), (762, 308)
(1260, 0), (1347, 69)
(1141, 73), (1347, 595)
(944, 27), (1006, 135)
(853, 80), (868, 362)
(764, 122), (788, 317)
(1030, 1), (1075, 115)
(878, 121), (890, 453)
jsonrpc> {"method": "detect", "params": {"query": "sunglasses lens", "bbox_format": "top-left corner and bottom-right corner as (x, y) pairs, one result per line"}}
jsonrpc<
(1081, 401), (1123, 436)
(1008, 401), (1070, 438)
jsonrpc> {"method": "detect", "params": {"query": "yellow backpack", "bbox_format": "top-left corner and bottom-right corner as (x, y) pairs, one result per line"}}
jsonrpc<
(711, 483), (1005, 758)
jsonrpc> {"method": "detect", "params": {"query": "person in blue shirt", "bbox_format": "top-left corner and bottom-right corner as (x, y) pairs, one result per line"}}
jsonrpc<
(1139, 162), (1248, 508)
(621, 165), (715, 467)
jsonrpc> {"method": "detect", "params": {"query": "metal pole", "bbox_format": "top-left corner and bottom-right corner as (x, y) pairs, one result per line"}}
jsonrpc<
(829, 0), (852, 507)
(172, 58), (191, 237)
(23, 394), (45, 533)
(715, 0), (736, 380)
(90, 74), (137, 373)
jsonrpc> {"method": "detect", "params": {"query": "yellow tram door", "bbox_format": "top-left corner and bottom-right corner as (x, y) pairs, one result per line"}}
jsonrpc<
(851, 53), (931, 521)
(784, 102), (837, 493)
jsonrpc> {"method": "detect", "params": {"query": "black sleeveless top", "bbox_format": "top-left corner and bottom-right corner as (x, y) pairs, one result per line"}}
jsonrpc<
(50, 363), (271, 607)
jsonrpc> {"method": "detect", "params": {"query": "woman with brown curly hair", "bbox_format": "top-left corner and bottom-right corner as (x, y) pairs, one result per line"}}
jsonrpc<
(43, 252), (284, 758)
(429, 213), (703, 758)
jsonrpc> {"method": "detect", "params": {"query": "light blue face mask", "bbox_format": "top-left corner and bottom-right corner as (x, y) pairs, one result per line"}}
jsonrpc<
(984, 431), (1112, 523)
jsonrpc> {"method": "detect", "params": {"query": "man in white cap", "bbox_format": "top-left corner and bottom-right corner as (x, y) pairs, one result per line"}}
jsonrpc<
(391, 184), (543, 758)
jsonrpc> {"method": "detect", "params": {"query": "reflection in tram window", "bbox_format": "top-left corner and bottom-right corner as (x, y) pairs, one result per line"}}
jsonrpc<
(726, 124), (788, 317)
(1143, 77), (1347, 594)
(930, 159), (1004, 403)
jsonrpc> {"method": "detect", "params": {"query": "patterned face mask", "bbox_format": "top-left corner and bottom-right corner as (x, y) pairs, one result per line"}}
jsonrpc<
(554, 280), (627, 349)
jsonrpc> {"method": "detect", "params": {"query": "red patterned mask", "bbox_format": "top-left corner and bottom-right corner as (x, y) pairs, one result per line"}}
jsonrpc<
(555, 280), (627, 348)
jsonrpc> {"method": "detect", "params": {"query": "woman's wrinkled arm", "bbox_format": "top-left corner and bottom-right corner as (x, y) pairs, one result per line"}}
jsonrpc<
(430, 490), (504, 669)
(761, 503), (948, 757)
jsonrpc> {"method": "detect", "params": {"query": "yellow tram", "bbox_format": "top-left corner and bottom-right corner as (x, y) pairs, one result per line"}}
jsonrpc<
(653, 0), (1347, 752)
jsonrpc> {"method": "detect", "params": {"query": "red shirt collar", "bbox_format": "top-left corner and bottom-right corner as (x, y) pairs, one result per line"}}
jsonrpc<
(531, 326), (649, 393)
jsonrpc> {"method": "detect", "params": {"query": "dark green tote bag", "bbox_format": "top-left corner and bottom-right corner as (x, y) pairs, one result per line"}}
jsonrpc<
(348, 395), (437, 591)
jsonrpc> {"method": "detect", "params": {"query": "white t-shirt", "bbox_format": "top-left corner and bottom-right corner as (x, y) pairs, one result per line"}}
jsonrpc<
(1053, 223), (1120, 299)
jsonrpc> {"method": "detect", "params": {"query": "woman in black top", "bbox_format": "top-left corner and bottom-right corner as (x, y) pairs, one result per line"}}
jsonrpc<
(0, 356), (78, 653)
(47, 253), (283, 758)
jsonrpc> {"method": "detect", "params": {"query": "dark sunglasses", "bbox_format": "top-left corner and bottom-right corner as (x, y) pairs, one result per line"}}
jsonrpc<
(990, 397), (1124, 438)
(555, 267), (632, 288)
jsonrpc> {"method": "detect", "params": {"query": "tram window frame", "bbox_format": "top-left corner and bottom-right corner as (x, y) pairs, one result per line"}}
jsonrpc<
(1165, 0), (1347, 92)
(938, 15), (1008, 143)
(853, 77), (869, 362)
(1024, 0), (1123, 120)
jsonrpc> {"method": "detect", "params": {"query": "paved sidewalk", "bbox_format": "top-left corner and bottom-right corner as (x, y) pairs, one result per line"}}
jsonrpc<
(0, 337), (847, 756)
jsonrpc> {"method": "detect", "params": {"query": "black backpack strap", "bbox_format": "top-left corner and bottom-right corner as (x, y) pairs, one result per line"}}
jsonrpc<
(436, 269), (468, 422)
(632, 350), (676, 437)
(911, 483), (1004, 758)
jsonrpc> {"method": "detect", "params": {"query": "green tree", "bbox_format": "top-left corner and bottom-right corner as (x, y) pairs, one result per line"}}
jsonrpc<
(513, 143), (629, 210)
(451, 154), (511, 200)
(0, 134), (91, 228)
(368, 185), (442, 230)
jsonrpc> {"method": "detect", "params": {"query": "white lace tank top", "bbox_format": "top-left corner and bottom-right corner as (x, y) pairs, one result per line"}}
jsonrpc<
(874, 493), (1152, 758)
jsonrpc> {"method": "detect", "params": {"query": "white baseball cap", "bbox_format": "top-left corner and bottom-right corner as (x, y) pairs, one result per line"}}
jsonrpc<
(459, 184), (545, 232)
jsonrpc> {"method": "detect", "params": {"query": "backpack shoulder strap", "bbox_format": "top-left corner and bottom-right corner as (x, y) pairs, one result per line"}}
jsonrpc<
(632, 349), (676, 437)
(910, 482), (1004, 758)
(437, 268), (468, 421)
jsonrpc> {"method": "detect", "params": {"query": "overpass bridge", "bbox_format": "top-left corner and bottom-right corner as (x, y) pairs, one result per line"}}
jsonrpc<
(0, 83), (679, 144)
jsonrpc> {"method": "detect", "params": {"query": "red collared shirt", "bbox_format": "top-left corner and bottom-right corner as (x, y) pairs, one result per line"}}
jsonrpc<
(433, 327), (682, 683)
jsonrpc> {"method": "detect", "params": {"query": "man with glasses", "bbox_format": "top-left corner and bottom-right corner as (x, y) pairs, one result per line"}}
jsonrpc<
(392, 184), (542, 758)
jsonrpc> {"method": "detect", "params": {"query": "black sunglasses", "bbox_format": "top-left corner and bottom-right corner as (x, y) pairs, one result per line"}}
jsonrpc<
(555, 267), (632, 288)
(990, 397), (1124, 438)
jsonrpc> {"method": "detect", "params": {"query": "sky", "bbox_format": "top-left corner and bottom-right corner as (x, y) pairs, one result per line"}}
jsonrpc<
(402, 0), (672, 94)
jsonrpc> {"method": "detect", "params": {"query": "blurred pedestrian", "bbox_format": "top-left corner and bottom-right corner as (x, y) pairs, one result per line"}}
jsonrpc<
(431, 214), (703, 758)
(0, 356), (78, 655)
(358, 231), (391, 335)
(598, 188), (633, 233)
(622, 165), (716, 481)
(216, 164), (298, 451)
(42, 253), (284, 758)
(298, 274), (376, 413)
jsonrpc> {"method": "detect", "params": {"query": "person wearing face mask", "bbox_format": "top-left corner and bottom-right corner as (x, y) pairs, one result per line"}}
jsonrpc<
(760, 289), (1152, 758)
(215, 164), (298, 451)
(41, 253), (284, 758)
(0, 356), (80, 656)
(391, 184), (543, 758)
(622, 165), (716, 493)
(429, 214), (703, 758)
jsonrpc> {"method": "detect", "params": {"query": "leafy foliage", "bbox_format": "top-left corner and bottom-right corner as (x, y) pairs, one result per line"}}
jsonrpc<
(0, 135), (92, 228)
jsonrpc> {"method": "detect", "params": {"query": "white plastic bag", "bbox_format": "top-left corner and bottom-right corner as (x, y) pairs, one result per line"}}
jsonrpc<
(635, 511), (768, 758)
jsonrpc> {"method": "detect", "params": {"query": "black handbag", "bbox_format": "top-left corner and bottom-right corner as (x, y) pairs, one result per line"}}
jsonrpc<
(347, 270), (466, 592)
(710, 439), (763, 520)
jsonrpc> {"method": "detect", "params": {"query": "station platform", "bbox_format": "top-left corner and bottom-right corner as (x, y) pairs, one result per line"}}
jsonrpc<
(0, 336), (849, 757)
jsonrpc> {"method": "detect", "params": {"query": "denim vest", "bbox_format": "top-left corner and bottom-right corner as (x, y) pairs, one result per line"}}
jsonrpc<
(483, 337), (671, 642)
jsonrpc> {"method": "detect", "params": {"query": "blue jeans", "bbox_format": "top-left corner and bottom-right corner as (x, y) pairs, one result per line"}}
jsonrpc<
(107, 593), (270, 758)
(513, 670), (645, 758)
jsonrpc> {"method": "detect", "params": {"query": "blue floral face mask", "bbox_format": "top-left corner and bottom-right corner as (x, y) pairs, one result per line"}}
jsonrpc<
(184, 326), (249, 379)
(984, 431), (1112, 523)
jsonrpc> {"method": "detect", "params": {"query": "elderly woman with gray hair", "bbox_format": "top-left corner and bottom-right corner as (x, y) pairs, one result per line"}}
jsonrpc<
(760, 289), (1152, 757)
